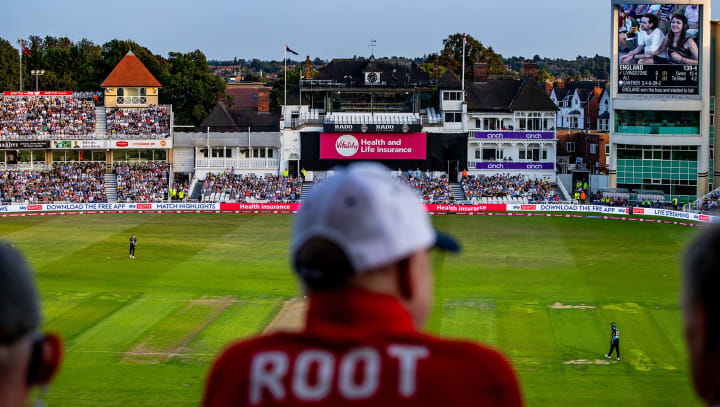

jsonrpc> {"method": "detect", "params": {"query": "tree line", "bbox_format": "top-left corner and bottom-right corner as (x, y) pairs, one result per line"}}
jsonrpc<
(0, 37), (224, 126)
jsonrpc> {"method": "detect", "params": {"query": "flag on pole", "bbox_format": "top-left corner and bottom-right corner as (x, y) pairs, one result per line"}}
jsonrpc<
(285, 45), (299, 56)
(22, 41), (31, 58)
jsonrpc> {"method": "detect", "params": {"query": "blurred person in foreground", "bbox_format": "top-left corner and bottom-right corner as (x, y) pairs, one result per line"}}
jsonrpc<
(204, 162), (522, 406)
(683, 225), (720, 405)
(0, 243), (62, 406)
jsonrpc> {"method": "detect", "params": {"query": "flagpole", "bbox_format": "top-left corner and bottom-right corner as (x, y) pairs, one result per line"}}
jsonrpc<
(461, 33), (466, 95)
(284, 44), (287, 123)
(18, 40), (22, 91)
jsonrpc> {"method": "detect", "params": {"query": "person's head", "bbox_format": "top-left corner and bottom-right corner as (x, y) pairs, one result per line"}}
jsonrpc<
(291, 163), (459, 328)
(641, 13), (659, 32)
(0, 244), (62, 406)
(671, 13), (688, 33)
(683, 226), (720, 404)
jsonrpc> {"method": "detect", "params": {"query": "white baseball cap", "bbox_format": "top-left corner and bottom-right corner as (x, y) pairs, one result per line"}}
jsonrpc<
(291, 162), (459, 278)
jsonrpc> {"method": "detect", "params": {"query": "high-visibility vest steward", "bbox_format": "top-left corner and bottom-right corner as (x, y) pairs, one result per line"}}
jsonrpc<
(204, 289), (522, 407)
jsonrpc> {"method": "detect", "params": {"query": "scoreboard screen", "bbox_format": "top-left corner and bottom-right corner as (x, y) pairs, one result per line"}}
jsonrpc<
(618, 64), (698, 95)
(617, 4), (700, 96)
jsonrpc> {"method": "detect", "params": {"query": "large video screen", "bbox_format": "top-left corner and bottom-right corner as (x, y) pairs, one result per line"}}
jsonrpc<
(617, 4), (700, 95)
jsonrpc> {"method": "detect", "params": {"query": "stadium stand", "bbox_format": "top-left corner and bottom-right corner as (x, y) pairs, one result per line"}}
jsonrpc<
(106, 106), (171, 138)
(115, 161), (169, 202)
(461, 174), (555, 203)
(0, 95), (96, 139)
(0, 162), (105, 203)
(594, 188), (631, 207)
(697, 190), (720, 212)
(200, 172), (302, 202)
(400, 173), (455, 202)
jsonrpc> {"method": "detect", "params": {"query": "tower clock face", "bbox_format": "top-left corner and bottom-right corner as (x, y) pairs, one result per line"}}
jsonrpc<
(367, 72), (378, 83)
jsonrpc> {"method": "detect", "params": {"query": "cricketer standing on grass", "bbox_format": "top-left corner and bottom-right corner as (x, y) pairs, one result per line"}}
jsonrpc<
(203, 162), (522, 407)
(605, 322), (620, 361)
(129, 234), (137, 259)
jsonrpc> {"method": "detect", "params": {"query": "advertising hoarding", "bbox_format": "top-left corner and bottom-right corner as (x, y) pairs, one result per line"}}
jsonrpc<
(474, 131), (554, 140)
(111, 139), (172, 149)
(319, 133), (426, 160)
(474, 162), (554, 170)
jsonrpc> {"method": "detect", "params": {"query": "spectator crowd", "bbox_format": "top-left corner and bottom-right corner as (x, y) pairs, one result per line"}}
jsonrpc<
(0, 96), (96, 139)
(116, 161), (169, 202)
(400, 172), (455, 202)
(106, 106), (170, 138)
(0, 162), (105, 203)
(201, 171), (302, 202)
(462, 174), (555, 202)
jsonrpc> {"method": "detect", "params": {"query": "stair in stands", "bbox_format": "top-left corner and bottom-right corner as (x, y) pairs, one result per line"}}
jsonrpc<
(95, 106), (107, 138)
(300, 182), (314, 201)
(105, 173), (117, 203)
(450, 183), (466, 202)
(189, 178), (203, 201)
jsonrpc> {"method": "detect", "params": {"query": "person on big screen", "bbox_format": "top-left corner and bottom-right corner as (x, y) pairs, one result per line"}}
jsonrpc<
(203, 163), (522, 407)
(0, 243), (63, 407)
(661, 14), (699, 65)
(620, 13), (667, 65)
(684, 4), (700, 39)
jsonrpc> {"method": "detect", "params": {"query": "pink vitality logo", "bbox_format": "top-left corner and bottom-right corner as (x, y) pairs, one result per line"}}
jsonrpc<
(335, 134), (359, 157)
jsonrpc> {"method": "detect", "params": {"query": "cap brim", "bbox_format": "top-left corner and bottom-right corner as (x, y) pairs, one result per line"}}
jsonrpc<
(434, 231), (461, 253)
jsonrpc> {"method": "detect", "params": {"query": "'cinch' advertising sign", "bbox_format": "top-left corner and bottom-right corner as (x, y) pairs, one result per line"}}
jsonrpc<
(319, 133), (426, 160)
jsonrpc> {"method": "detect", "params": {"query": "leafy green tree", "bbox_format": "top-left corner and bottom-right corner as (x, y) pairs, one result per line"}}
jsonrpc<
(271, 66), (301, 108)
(163, 50), (225, 125)
(0, 38), (19, 91)
(431, 33), (506, 79)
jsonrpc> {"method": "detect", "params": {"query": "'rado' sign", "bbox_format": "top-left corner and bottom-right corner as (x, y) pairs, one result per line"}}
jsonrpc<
(324, 123), (421, 133)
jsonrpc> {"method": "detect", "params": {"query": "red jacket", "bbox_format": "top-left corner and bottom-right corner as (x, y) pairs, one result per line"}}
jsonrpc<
(204, 289), (522, 406)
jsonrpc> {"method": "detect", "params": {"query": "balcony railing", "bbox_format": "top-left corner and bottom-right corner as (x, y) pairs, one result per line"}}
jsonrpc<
(0, 162), (51, 171)
(117, 96), (147, 105)
(196, 158), (280, 169)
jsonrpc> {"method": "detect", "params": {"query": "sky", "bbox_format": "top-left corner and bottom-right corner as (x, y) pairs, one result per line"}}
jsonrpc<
(2, 0), (720, 61)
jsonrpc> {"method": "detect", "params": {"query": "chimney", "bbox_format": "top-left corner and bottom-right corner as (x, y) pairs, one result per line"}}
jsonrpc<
(544, 81), (553, 96)
(523, 61), (538, 80)
(473, 62), (488, 83)
(433, 56), (439, 80)
(557, 78), (565, 89)
(257, 88), (270, 113)
(305, 56), (312, 79)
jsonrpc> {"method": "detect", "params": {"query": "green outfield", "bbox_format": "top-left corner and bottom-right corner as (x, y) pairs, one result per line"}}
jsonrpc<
(0, 213), (702, 406)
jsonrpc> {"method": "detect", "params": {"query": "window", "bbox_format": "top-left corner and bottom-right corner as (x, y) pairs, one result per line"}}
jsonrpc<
(32, 150), (44, 163)
(615, 110), (700, 134)
(212, 148), (224, 158)
(475, 119), (481, 129)
(483, 118), (500, 130)
(605, 144), (610, 157)
(519, 150), (526, 159)
(567, 142), (575, 152)
(267, 149), (273, 158)
(590, 144), (597, 154)
(475, 149), (481, 159)
(444, 112), (462, 123)
(543, 150), (548, 160)
(199, 148), (209, 158)
(443, 91), (462, 101)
